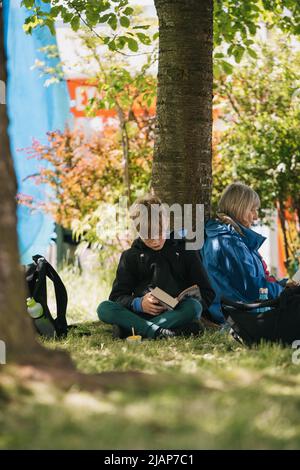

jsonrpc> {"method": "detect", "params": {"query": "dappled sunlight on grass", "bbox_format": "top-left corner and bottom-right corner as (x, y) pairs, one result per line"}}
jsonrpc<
(2, 270), (300, 449)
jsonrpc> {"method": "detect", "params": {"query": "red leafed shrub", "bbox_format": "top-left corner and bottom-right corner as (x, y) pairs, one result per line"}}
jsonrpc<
(26, 126), (124, 228)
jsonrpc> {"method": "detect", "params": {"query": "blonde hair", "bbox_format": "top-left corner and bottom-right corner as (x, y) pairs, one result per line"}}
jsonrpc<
(129, 193), (168, 239)
(217, 183), (260, 225)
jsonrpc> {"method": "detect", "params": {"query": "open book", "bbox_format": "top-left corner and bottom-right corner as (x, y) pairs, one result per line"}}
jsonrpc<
(150, 285), (202, 310)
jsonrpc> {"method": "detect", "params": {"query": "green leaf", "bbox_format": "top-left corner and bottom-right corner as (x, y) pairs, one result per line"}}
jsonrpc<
(126, 37), (139, 52)
(24, 16), (33, 24)
(227, 44), (235, 56)
(86, 10), (100, 27)
(108, 40), (117, 52)
(234, 46), (245, 64)
(221, 60), (234, 75)
(44, 19), (56, 36)
(108, 14), (118, 31)
(136, 32), (151, 45)
(23, 14), (43, 33)
(23, 25), (33, 34)
(123, 7), (134, 16)
(248, 48), (258, 59)
(50, 6), (62, 17)
(62, 11), (73, 23)
(214, 52), (225, 59)
(120, 16), (130, 28)
(21, 0), (35, 8)
(213, 63), (222, 80)
(133, 25), (151, 30)
(147, 98), (153, 107)
(248, 23), (257, 35)
(152, 32), (159, 41)
(70, 16), (80, 32)
(117, 36), (127, 49)
(98, 14), (111, 24)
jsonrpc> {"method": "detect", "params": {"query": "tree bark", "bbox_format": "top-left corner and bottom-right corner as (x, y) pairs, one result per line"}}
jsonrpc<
(116, 104), (131, 203)
(278, 200), (290, 271)
(0, 6), (46, 363)
(152, 0), (213, 219)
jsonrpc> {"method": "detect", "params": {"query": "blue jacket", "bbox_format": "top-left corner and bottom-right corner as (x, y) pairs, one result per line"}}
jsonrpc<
(201, 219), (284, 323)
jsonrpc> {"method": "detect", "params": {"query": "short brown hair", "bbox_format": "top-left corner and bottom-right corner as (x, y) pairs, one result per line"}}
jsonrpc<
(130, 194), (167, 239)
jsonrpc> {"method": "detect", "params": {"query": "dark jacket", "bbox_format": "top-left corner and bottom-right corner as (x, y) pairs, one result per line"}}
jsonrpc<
(109, 237), (215, 311)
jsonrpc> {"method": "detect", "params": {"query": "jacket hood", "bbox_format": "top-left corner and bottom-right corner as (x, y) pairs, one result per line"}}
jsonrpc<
(205, 219), (266, 251)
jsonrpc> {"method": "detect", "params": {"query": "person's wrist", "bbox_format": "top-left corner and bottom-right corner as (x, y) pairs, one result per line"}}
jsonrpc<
(132, 297), (144, 312)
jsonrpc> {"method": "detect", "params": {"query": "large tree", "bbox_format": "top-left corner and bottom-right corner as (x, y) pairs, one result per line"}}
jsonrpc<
(0, 4), (44, 363)
(152, 0), (213, 218)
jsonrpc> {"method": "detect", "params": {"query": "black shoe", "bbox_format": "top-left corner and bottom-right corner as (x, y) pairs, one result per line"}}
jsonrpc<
(111, 324), (128, 339)
(174, 320), (204, 337)
(155, 327), (176, 339)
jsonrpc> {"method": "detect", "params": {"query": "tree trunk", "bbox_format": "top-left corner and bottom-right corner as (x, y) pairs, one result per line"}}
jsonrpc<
(116, 104), (131, 203)
(0, 6), (46, 363)
(152, 0), (213, 220)
(278, 201), (290, 272)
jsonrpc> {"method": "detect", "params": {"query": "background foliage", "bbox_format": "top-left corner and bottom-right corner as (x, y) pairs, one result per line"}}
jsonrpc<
(213, 37), (300, 272)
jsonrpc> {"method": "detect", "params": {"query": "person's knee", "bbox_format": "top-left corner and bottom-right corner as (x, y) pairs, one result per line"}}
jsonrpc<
(97, 300), (114, 323)
(184, 298), (203, 320)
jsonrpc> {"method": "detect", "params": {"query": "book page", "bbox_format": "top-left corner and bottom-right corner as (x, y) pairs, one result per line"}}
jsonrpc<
(177, 284), (202, 302)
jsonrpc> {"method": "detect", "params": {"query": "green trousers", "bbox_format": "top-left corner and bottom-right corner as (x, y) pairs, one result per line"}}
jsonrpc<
(97, 298), (202, 339)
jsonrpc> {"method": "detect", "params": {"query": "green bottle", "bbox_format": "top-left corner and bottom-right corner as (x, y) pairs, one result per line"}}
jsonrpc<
(27, 297), (43, 319)
(26, 297), (56, 338)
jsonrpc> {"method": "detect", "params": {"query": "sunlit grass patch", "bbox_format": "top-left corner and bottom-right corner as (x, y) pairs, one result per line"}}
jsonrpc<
(2, 269), (300, 449)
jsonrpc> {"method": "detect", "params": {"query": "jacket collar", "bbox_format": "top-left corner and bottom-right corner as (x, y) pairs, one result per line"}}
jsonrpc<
(236, 222), (266, 251)
(205, 218), (266, 251)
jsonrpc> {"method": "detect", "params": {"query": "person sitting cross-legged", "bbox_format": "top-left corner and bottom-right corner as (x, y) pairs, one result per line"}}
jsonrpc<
(97, 194), (215, 340)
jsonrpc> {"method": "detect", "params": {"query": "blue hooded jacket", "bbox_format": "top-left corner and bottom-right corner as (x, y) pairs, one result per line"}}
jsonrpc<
(201, 219), (284, 323)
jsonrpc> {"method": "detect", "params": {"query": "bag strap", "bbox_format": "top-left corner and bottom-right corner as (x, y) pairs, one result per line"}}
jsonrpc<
(30, 256), (51, 320)
(47, 262), (68, 335)
(221, 296), (279, 312)
(32, 255), (68, 336)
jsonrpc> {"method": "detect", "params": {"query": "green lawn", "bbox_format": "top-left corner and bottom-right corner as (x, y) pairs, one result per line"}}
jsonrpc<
(1, 268), (300, 450)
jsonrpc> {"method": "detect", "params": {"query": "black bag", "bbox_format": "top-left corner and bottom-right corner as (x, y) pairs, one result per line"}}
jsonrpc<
(221, 286), (300, 346)
(25, 255), (68, 338)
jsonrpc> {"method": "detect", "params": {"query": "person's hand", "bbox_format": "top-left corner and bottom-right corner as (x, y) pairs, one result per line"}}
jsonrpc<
(285, 279), (300, 288)
(142, 293), (166, 315)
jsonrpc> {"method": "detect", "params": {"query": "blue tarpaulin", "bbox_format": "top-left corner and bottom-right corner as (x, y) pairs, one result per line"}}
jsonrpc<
(3, 0), (72, 264)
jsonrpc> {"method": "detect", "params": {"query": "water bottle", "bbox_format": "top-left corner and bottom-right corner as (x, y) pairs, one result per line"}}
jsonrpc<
(27, 297), (43, 319)
(257, 288), (270, 313)
(26, 297), (56, 338)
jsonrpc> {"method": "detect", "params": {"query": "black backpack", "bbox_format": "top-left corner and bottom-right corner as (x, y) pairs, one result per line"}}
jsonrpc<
(221, 286), (300, 346)
(25, 255), (68, 338)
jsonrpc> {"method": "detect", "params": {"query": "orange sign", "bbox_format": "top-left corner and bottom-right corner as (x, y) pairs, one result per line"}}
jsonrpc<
(67, 78), (156, 119)
(67, 79), (115, 118)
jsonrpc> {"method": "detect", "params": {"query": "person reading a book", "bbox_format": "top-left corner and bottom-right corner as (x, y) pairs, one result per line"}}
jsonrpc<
(201, 182), (299, 324)
(97, 194), (215, 339)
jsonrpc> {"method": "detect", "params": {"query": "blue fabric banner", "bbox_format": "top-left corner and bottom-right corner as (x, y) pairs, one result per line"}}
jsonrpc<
(3, 0), (72, 264)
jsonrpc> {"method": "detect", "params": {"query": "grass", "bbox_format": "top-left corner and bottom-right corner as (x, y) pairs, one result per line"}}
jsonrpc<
(1, 267), (300, 449)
